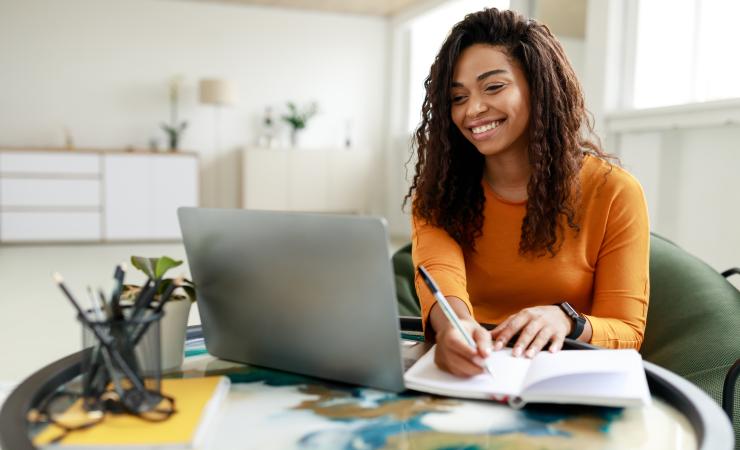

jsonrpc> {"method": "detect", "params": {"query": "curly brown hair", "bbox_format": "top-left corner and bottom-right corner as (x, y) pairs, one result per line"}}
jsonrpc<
(404, 8), (611, 256)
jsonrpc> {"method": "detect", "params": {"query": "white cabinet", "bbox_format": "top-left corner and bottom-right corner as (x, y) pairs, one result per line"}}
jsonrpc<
(242, 147), (370, 213)
(0, 151), (103, 241)
(104, 153), (199, 240)
(0, 149), (199, 242)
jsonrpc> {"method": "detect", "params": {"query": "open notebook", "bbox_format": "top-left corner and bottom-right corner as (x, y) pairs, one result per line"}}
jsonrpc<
(404, 345), (651, 408)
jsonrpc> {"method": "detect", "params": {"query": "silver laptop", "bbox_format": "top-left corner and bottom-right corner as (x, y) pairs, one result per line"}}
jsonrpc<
(177, 208), (406, 392)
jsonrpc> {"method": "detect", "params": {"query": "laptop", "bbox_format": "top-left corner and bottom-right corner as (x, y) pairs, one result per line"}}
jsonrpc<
(177, 208), (406, 392)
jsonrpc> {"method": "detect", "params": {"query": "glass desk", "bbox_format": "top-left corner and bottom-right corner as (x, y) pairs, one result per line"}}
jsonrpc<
(1, 327), (734, 450)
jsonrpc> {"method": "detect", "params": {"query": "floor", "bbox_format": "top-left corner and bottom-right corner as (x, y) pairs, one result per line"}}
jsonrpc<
(0, 237), (409, 391)
(0, 242), (194, 386)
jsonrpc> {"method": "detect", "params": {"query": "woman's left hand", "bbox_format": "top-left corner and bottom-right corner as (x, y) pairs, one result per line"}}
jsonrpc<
(490, 306), (571, 358)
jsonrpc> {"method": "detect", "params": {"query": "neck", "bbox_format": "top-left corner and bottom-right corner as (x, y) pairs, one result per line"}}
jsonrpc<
(484, 145), (530, 202)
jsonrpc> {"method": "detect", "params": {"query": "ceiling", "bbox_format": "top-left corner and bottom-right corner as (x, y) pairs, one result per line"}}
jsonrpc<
(184, 0), (429, 16)
(182, 0), (587, 37)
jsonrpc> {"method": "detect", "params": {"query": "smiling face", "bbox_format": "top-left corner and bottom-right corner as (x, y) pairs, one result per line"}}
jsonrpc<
(450, 44), (531, 159)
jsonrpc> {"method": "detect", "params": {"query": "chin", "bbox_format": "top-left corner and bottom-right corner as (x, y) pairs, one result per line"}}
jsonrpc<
(470, 141), (509, 156)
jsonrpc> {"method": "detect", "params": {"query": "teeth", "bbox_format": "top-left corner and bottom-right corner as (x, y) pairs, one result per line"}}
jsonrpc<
(472, 120), (502, 134)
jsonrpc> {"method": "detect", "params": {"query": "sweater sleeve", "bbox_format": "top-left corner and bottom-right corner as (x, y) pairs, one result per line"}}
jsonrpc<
(584, 174), (650, 349)
(411, 214), (473, 332)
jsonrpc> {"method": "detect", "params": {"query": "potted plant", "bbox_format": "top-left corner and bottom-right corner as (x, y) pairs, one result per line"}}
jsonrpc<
(122, 256), (196, 371)
(281, 101), (318, 147)
(161, 76), (188, 151)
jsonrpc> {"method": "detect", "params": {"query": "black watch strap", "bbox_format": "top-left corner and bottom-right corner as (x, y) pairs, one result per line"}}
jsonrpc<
(556, 302), (586, 340)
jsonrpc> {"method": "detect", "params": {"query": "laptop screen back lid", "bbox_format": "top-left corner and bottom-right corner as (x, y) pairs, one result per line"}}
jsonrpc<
(177, 208), (405, 392)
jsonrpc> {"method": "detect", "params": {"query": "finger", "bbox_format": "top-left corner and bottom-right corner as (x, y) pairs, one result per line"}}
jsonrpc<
(444, 328), (478, 358)
(490, 316), (512, 338)
(473, 327), (493, 357)
(512, 319), (543, 357)
(492, 314), (528, 351)
(524, 326), (554, 358)
(548, 333), (566, 353)
(435, 347), (485, 377)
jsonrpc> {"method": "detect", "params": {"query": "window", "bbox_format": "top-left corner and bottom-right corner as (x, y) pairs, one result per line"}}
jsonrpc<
(406, 0), (509, 132)
(632, 0), (740, 109)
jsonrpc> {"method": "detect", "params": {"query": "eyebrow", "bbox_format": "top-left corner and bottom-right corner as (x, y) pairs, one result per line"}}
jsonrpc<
(451, 69), (508, 87)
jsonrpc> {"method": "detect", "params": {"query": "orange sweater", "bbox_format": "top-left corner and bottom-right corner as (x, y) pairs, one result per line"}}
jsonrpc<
(412, 155), (650, 349)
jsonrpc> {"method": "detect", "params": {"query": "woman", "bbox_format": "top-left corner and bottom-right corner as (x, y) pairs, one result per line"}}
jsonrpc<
(405, 8), (649, 377)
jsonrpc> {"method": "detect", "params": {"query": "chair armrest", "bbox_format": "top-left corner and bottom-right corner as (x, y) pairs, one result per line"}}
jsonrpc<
(720, 267), (740, 278)
(722, 358), (740, 421)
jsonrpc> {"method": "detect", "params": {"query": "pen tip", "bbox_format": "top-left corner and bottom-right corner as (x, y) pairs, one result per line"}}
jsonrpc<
(120, 262), (127, 271)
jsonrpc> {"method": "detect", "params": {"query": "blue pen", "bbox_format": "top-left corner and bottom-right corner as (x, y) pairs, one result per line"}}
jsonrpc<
(418, 265), (495, 376)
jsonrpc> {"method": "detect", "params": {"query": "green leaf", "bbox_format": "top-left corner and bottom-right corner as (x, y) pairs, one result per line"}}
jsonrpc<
(131, 256), (156, 278)
(154, 256), (182, 279)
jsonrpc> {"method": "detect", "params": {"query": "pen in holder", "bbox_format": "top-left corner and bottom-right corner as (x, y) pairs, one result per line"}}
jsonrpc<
(53, 268), (178, 422)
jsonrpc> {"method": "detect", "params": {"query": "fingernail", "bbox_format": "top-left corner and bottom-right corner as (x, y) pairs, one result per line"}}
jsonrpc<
(513, 346), (522, 357)
(482, 342), (493, 355)
(472, 356), (485, 367)
(494, 340), (504, 351)
(525, 349), (535, 358)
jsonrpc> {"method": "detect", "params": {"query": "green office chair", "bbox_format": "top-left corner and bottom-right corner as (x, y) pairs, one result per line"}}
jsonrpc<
(391, 234), (740, 443)
(643, 233), (740, 445)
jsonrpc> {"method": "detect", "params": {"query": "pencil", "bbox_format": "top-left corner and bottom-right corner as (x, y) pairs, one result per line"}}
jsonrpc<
(417, 265), (495, 377)
(53, 273), (146, 393)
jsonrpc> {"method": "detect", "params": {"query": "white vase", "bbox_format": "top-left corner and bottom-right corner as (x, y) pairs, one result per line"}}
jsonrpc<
(158, 299), (192, 372)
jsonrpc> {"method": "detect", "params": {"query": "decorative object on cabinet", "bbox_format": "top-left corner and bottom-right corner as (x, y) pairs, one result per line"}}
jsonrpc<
(281, 101), (318, 147)
(161, 75), (188, 151)
(63, 126), (75, 150)
(257, 107), (278, 149)
(0, 148), (199, 243)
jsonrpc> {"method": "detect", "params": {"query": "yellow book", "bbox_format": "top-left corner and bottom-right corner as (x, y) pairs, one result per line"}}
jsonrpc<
(34, 376), (230, 449)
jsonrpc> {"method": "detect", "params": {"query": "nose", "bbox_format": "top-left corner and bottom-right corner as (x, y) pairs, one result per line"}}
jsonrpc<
(466, 94), (488, 118)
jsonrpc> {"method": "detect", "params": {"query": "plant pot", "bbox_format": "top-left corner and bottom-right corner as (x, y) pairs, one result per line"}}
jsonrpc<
(158, 299), (192, 372)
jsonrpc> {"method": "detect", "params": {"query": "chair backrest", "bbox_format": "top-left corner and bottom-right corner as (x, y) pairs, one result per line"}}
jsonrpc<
(392, 243), (420, 317)
(644, 233), (740, 443)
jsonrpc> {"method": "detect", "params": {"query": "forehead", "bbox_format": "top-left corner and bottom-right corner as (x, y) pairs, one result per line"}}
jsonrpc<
(452, 44), (516, 81)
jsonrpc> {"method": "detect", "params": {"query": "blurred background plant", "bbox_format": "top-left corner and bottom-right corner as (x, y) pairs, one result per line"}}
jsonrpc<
(281, 101), (318, 147)
(161, 75), (188, 151)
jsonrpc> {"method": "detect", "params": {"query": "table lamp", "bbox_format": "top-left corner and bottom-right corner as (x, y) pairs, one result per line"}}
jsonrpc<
(199, 78), (236, 208)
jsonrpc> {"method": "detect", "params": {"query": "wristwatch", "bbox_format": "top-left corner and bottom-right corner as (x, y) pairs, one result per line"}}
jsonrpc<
(556, 302), (586, 340)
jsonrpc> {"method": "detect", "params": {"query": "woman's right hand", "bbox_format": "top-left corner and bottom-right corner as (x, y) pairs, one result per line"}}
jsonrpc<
(429, 298), (492, 377)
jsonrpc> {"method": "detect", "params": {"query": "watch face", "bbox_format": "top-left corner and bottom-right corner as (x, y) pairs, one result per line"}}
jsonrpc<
(561, 302), (578, 318)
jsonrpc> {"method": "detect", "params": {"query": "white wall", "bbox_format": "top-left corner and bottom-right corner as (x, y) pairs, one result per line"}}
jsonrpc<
(584, 0), (740, 281)
(0, 0), (388, 210)
(617, 126), (740, 278)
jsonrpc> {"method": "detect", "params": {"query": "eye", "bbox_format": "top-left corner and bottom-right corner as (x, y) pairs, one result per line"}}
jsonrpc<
(485, 84), (504, 93)
(450, 94), (467, 104)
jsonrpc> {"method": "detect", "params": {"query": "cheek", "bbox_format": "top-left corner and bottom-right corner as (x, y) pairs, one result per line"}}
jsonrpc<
(450, 107), (467, 132)
(509, 95), (530, 129)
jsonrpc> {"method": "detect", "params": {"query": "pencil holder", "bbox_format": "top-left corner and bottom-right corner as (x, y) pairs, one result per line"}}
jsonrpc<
(80, 307), (166, 415)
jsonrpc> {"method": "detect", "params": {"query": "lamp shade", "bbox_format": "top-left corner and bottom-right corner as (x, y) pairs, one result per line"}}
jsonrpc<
(199, 78), (236, 106)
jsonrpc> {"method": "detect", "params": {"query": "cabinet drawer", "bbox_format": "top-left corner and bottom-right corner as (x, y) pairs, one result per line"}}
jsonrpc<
(0, 211), (101, 241)
(0, 152), (100, 175)
(0, 178), (101, 207)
